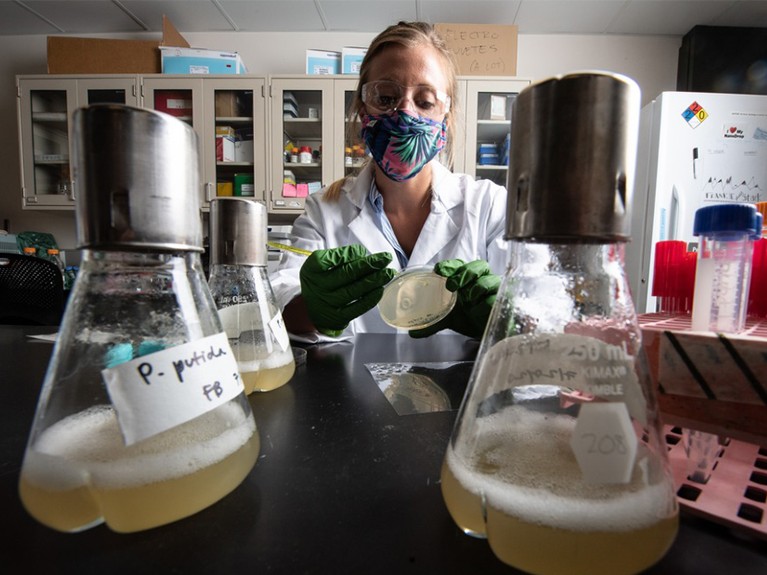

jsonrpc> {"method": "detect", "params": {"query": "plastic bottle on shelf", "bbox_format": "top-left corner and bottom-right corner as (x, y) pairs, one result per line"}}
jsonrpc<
(299, 146), (312, 163)
(344, 147), (353, 166)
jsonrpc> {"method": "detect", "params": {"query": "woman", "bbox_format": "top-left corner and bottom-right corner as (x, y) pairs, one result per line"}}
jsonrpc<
(271, 21), (507, 340)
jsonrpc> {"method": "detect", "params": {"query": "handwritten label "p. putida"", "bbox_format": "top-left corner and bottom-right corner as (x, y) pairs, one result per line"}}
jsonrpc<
(103, 332), (244, 445)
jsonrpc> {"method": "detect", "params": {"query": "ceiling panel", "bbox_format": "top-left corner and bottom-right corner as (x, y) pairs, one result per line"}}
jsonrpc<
(18, 1), (145, 34)
(420, 0), (522, 27)
(0, 2), (60, 35)
(217, 0), (326, 32)
(3, 0), (767, 36)
(320, 1), (417, 32)
(122, 0), (233, 32)
(516, 1), (625, 34)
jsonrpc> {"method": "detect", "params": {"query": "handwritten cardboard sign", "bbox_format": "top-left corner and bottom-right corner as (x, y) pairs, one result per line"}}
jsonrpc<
(435, 23), (518, 76)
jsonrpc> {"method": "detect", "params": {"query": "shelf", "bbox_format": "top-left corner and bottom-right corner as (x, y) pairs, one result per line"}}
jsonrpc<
(216, 116), (253, 125)
(216, 161), (253, 168)
(34, 154), (69, 164)
(476, 164), (508, 171)
(31, 112), (67, 123)
(283, 117), (322, 139)
(284, 162), (321, 169)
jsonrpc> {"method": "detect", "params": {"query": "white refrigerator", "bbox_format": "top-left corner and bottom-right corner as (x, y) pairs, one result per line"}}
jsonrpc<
(626, 91), (767, 313)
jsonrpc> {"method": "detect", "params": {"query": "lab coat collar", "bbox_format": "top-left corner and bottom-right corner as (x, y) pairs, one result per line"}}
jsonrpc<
(410, 162), (462, 265)
(346, 164), (401, 269)
(346, 161), (463, 269)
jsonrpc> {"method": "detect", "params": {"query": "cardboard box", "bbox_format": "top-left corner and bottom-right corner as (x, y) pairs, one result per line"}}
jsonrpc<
(47, 16), (189, 74)
(306, 50), (341, 75)
(215, 92), (238, 116)
(154, 90), (193, 117)
(342, 47), (367, 74)
(161, 46), (247, 74)
(435, 23), (518, 76)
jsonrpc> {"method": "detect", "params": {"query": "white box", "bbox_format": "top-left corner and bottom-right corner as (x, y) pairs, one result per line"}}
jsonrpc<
(161, 46), (247, 75)
(216, 135), (235, 162)
(342, 47), (367, 74)
(235, 140), (254, 163)
(306, 49), (341, 75)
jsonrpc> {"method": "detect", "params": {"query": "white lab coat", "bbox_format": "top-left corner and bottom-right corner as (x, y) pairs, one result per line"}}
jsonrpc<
(271, 160), (509, 338)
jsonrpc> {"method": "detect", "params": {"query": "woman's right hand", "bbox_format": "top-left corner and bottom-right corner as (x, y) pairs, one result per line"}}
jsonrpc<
(300, 244), (396, 337)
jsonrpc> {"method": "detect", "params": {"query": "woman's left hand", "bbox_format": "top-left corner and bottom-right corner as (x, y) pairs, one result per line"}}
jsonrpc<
(409, 259), (500, 339)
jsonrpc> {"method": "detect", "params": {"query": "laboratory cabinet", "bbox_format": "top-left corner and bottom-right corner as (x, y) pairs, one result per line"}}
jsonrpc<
(16, 75), (140, 209)
(142, 75), (268, 207)
(16, 74), (529, 217)
(269, 75), (361, 216)
(455, 76), (531, 187)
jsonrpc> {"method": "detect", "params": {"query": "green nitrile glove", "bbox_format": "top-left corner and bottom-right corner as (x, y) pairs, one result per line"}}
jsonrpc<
(409, 259), (500, 339)
(300, 244), (396, 337)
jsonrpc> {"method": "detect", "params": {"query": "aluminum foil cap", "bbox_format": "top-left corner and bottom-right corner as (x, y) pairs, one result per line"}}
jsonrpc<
(72, 104), (203, 252)
(210, 197), (268, 266)
(506, 71), (641, 242)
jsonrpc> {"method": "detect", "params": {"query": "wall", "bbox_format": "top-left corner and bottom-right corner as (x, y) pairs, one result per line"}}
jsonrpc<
(0, 30), (681, 252)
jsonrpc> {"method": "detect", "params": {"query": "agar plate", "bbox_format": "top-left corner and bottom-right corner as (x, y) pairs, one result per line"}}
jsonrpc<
(377, 266), (456, 330)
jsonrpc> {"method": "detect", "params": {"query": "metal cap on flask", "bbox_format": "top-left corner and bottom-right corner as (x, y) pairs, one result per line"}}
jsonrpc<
(210, 197), (268, 266)
(72, 104), (203, 252)
(506, 71), (641, 242)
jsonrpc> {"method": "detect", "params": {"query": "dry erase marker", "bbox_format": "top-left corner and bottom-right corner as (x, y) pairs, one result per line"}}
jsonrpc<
(692, 147), (699, 179)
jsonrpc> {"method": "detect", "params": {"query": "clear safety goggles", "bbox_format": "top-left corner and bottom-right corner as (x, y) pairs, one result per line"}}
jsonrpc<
(361, 80), (451, 119)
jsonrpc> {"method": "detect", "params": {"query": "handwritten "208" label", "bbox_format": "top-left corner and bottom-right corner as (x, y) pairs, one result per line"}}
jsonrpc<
(102, 332), (244, 446)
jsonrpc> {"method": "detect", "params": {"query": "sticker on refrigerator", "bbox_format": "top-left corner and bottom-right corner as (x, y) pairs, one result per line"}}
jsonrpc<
(681, 101), (708, 128)
(722, 125), (745, 140)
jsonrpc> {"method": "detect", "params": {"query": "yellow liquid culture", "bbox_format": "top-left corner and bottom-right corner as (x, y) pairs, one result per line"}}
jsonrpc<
(19, 401), (259, 533)
(441, 406), (679, 575)
(219, 302), (296, 394)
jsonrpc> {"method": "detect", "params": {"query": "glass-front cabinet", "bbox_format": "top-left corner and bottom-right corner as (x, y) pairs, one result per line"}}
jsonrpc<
(142, 76), (268, 208)
(17, 75), (139, 209)
(460, 77), (531, 187)
(269, 76), (335, 216)
(334, 77), (365, 181)
(203, 79), (267, 205)
(17, 74), (529, 215)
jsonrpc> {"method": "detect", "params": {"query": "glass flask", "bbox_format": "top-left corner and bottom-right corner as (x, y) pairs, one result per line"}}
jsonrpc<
(441, 72), (679, 575)
(18, 105), (260, 534)
(208, 197), (295, 393)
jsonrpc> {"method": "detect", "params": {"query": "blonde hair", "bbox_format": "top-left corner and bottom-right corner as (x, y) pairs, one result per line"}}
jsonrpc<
(324, 21), (460, 201)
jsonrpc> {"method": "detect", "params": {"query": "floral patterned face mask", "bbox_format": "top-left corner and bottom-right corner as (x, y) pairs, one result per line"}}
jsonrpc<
(360, 109), (447, 182)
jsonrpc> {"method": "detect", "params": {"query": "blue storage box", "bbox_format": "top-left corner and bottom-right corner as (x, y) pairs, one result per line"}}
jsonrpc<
(342, 47), (366, 74)
(161, 46), (247, 75)
(306, 50), (341, 75)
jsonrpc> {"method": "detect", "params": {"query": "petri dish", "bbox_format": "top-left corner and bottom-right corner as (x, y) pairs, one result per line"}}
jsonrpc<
(378, 266), (457, 330)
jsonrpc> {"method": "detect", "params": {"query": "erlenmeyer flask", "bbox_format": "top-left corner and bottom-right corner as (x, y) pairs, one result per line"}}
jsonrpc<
(18, 105), (260, 533)
(207, 197), (295, 393)
(441, 72), (678, 575)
